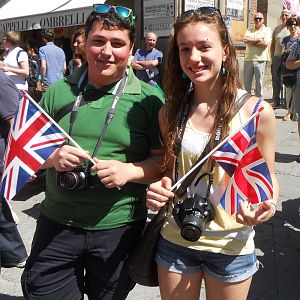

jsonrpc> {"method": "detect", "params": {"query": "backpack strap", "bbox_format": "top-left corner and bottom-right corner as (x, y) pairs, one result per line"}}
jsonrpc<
(16, 49), (26, 66)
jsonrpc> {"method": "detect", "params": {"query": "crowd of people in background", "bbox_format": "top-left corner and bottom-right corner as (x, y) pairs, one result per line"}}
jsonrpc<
(0, 2), (299, 299)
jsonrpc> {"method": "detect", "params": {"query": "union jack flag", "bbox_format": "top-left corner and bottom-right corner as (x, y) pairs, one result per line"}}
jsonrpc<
(212, 107), (273, 215)
(0, 91), (67, 201)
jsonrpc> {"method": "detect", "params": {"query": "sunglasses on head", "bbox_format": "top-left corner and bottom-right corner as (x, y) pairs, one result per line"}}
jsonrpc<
(181, 6), (222, 19)
(93, 4), (135, 26)
(254, 17), (263, 21)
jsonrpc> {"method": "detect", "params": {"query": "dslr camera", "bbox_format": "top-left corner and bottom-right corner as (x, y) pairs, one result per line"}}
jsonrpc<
(57, 166), (92, 190)
(173, 193), (215, 242)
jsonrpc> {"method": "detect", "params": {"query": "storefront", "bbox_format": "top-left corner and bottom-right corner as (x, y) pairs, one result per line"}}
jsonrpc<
(0, 0), (103, 32)
(0, 0), (108, 64)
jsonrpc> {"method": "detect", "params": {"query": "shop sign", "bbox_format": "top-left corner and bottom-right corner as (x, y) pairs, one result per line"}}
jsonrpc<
(184, 0), (215, 11)
(0, 9), (89, 32)
(143, 0), (175, 37)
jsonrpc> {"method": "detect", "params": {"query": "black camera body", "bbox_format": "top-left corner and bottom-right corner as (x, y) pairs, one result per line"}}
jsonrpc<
(173, 194), (215, 242)
(57, 166), (91, 190)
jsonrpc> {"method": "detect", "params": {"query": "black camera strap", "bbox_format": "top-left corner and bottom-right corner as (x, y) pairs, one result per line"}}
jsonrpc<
(66, 69), (128, 160)
(174, 92), (252, 198)
(90, 75), (127, 158)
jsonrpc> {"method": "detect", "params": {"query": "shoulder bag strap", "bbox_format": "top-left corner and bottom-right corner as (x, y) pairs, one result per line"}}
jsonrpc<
(174, 92), (252, 198)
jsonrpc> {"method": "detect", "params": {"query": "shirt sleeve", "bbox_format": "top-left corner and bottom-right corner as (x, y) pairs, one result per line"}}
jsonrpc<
(132, 49), (141, 62)
(18, 50), (28, 63)
(288, 41), (300, 59)
(0, 74), (19, 120)
(39, 47), (46, 61)
(264, 27), (272, 44)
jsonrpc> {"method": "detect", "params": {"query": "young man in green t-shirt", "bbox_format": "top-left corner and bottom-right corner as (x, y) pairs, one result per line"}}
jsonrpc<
(21, 5), (164, 300)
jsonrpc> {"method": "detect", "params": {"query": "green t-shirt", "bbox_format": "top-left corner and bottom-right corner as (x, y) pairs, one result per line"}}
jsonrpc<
(40, 65), (164, 230)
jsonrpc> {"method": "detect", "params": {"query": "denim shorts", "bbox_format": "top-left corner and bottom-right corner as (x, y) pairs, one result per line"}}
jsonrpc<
(155, 236), (259, 283)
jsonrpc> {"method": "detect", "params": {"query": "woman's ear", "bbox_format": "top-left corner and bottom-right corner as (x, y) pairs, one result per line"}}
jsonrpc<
(223, 45), (229, 62)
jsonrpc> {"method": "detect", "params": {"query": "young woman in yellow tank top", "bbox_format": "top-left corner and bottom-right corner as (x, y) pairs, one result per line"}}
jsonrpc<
(146, 7), (279, 300)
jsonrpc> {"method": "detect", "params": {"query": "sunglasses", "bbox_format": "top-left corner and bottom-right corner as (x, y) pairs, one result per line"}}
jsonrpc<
(254, 17), (263, 21)
(93, 4), (135, 26)
(179, 7), (228, 38)
(181, 6), (223, 19)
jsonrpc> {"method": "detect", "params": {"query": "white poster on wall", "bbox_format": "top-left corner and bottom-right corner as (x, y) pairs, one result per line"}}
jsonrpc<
(226, 0), (244, 20)
(184, 0), (215, 11)
(143, 0), (175, 37)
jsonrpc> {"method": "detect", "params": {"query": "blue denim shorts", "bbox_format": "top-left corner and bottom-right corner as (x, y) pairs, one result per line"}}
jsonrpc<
(155, 236), (259, 283)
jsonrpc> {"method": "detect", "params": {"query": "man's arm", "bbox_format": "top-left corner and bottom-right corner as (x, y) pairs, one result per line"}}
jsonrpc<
(270, 30), (276, 58)
(91, 149), (164, 188)
(40, 60), (46, 82)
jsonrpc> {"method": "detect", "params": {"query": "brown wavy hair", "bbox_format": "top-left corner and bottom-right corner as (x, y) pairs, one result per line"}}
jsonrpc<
(162, 9), (243, 160)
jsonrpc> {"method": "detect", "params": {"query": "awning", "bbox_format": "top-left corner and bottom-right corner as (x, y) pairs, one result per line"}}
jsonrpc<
(0, 0), (105, 32)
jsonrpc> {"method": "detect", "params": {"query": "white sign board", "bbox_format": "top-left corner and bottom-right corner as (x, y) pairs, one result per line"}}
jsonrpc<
(226, 0), (243, 11)
(143, 0), (175, 37)
(184, 0), (215, 11)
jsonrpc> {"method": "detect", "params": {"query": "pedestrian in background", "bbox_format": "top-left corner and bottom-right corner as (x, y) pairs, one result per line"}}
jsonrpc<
(281, 17), (299, 121)
(24, 39), (42, 101)
(0, 31), (29, 94)
(131, 32), (163, 88)
(270, 9), (291, 109)
(146, 7), (278, 300)
(67, 27), (86, 75)
(39, 29), (66, 92)
(0, 71), (28, 270)
(21, 4), (164, 300)
(243, 12), (272, 98)
(286, 39), (300, 163)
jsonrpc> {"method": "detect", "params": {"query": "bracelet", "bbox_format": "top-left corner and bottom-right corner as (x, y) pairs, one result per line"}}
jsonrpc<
(270, 201), (277, 216)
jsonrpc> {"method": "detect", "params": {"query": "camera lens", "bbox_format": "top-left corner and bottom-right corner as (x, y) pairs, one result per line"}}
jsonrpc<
(59, 172), (81, 189)
(181, 215), (204, 242)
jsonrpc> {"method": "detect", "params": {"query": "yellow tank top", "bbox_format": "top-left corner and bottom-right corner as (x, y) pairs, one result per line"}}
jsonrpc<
(161, 91), (255, 255)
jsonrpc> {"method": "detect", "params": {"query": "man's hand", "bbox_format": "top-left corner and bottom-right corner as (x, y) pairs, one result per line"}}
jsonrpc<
(50, 145), (90, 172)
(90, 157), (132, 189)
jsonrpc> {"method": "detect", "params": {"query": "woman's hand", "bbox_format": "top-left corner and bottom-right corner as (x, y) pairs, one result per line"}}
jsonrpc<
(146, 177), (174, 211)
(236, 199), (276, 226)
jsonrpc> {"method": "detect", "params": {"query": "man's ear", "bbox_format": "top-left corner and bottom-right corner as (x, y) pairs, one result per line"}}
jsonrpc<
(130, 43), (134, 56)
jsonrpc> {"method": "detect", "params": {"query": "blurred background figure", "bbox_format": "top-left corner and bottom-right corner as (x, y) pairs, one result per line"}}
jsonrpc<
(39, 29), (66, 92)
(0, 71), (28, 270)
(24, 39), (42, 101)
(281, 17), (300, 121)
(243, 12), (272, 98)
(270, 9), (291, 109)
(131, 32), (163, 88)
(67, 27), (86, 75)
(0, 31), (29, 94)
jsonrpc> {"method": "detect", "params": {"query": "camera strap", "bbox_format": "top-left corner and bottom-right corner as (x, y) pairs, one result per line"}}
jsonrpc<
(65, 69), (128, 159)
(174, 92), (252, 198)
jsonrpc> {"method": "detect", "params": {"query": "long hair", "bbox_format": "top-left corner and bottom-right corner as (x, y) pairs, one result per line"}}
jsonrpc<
(163, 9), (243, 160)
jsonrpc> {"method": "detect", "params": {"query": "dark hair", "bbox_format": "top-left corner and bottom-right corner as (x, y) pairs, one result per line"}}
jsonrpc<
(286, 17), (298, 27)
(85, 10), (135, 45)
(41, 29), (55, 42)
(163, 9), (243, 159)
(24, 39), (39, 54)
(72, 27), (85, 46)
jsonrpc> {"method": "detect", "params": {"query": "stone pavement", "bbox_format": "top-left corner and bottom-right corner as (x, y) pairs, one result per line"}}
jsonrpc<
(0, 102), (300, 300)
